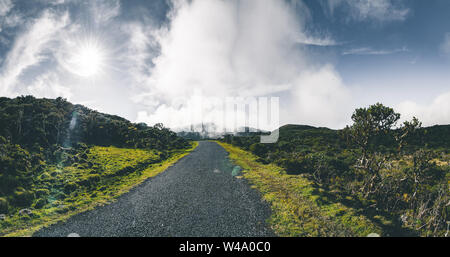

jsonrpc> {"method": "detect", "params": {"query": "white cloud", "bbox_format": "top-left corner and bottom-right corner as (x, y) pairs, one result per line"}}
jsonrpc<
(0, 10), (69, 96)
(133, 0), (351, 129)
(396, 92), (450, 126)
(287, 65), (353, 128)
(342, 46), (408, 55)
(48, 0), (68, 5)
(2, 11), (21, 28)
(441, 33), (450, 55)
(148, 0), (303, 98)
(121, 22), (155, 87)
(27, 72), (72, 99)
(296, 35), (338, 46)
(91, 0), (121, 25)
(0, 0), (20, 33)
(0, 0), (13, 17)
(324, 0), (410, 22)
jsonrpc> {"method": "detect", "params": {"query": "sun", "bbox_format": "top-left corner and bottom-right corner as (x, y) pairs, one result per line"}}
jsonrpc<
(73, 45), (102, 77)
(64, 39), (105, 77)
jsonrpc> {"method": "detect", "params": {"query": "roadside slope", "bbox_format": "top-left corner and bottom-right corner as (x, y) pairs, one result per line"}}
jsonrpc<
(217, 141), (382, 237)
(2, 143), (197, 237)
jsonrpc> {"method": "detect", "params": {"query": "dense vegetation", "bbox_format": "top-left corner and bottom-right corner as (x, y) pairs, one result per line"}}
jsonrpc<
(218, 141), (383, 237)
(0, 96), (188, 150)
(0, 96), (193, 235)
(221, 103), (449, 236)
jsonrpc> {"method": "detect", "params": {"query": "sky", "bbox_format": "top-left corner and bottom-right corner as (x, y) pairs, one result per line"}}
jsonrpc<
(0, 0), (449, 130)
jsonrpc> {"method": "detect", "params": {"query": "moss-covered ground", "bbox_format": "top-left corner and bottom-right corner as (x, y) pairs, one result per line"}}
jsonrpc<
(0, 142), (198, 237)
(217, 141), (382, 237)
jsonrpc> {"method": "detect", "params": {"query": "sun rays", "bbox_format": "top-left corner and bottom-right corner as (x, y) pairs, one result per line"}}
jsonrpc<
(58, 36), (107, 78)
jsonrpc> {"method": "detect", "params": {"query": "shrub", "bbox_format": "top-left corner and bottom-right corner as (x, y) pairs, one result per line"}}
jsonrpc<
(12, 188), (35, 207)
(278, 155), (316, 175)
(77, 175), (101, 187)
(0, 197), (9, 213)
(249, 143), (268, 157)
(64, 182), (79, 193)
(55, 192), (67, 200)
(33, 198), (47, 209)
(35, 188), (50, 198)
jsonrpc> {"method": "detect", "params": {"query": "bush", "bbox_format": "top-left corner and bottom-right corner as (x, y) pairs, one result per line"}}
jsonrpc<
(35, 188), (50, 198)
(12, 188), (35, 207)
(278, 155), (316, 175)
(64, 182), (79, 193)
(77, 175), (101, 187)
(33, 198), (47, 209)
(249, 143), (268, 157)
(0, 197), (9, 213)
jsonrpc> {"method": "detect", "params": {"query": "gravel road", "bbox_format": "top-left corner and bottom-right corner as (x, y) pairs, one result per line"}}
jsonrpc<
(33, 141), (274, 237)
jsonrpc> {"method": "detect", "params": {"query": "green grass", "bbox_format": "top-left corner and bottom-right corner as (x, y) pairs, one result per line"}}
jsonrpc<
(0, 142), (198, 237)
(217, 141), (382, 237)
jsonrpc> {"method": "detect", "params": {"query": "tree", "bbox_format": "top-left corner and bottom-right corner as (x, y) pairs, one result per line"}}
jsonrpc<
(396, 117), (422, 153)
(345, 103), (401, 197)
(346, 103), (400, 165)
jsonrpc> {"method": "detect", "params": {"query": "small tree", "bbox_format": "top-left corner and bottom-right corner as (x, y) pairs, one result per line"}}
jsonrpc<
(347, 103), (400, 166)
(395, 117), (422, 153)
(345, 103), (400, 197)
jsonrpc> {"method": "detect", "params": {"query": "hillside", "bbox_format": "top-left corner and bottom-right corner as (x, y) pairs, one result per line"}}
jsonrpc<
(0, 96), (189, 150)
(0, 96), (194, 236)
(221, 107), (449, 236)
(224, 123), (450, 154)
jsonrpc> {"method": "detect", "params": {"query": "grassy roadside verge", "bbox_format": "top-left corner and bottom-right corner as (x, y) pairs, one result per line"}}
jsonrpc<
(217, 141), (382, 237)
(1, 142), (198, 237)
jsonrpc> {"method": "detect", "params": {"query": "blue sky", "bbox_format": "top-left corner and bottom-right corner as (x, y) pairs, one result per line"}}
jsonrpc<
(0, 0), (449, 129)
